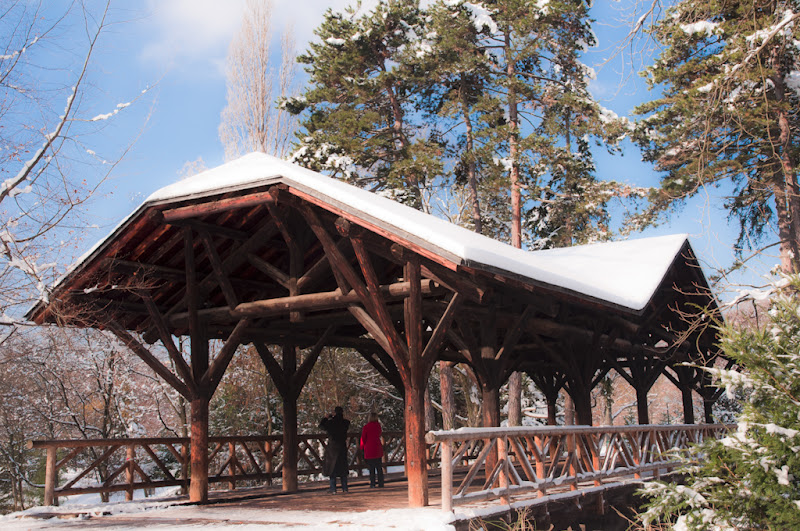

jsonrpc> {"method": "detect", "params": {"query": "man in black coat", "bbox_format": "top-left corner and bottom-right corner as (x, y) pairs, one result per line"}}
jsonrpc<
(319, 406), (350, 493)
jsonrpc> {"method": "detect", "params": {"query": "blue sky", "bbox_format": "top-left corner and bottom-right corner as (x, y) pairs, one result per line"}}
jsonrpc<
(62, 0), (774, 300)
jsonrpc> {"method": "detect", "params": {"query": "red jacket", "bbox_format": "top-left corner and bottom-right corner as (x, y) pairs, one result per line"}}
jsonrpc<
(359, 420), (383, 460)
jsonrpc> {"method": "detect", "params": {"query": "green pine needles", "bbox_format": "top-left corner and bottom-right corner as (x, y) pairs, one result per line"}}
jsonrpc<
(639, 275), (800, 530)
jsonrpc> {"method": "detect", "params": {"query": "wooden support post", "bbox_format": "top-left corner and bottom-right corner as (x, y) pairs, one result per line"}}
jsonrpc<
(704, 399), (714, 424)
(441, 439), (453, 512)
(636, 384), (650, 425)
(228, 442), (236, 490)
(186, 227), (210, 504)
(672, 366), (697, 425)
(189, 397), (209, 503)
(126, 445), (135, 501)
(405, 379), (429, 507)
(681, 385), (695, 425)
(282, 374), (299, 492)
(571, 387), (594, 426)
(44, 446), (57, 506)
(482, 385), (501, 474)
(546, 398), (557, 426)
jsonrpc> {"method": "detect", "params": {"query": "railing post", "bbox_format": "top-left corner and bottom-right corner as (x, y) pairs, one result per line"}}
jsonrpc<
(180, 441), (189, 495)
(264, 440), (273, 486)
(228, 442), (237, 490)
(591, 433), (601, 487)
(534, 434), (545, 498)
(44, 446), (57, 506)
(441, 439), (452, 512)
(126, 445), (135, 501)
(568, 432), (577, 491)
(498, 435), (510, 505)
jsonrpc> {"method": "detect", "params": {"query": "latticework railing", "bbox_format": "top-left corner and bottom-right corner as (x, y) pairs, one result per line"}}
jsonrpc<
(29, 431), (406, 505)
(425, 424), (731, 512)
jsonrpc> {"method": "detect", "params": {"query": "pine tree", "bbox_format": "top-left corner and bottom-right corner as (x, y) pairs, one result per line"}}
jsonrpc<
(419, 0), (497, 233)
(639, 274), (800, 530)
(527, 0), (632, 248)
(288, 0), (442, 207)
(633, 1), (800, 273)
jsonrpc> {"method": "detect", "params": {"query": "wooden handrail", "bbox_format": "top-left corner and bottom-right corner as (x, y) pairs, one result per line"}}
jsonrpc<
(29, 431), (407, 505)
(427, 424), (733, 512)
(425, 423), (729, 443)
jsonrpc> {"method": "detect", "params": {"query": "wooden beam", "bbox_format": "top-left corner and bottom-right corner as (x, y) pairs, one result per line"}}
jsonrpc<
(163, 221), (280, 321)
(350, 235), (409, 363)
(247, 253), (292, 289)
(356, 348), (404, 393)
(291, 325), (335, 395)
(346, 305), (394, 358)
(254, 343), (289, 397)
(168, 219), (250, 241)
(421, 292), (463, 362)
(141, 294), (196, 394)
(201, 318), (251, 394)
(105, 321), (192, 399)
(168, 279), (439, 326)
(495, 305), (535, 362)
(296, 238), (350, 293)
(161, 190), (277, 222)
(198, 230), (238, 308)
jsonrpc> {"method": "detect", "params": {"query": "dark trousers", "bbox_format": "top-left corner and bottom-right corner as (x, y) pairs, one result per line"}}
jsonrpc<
(366, 458), (384, 487)
(329, 473), (348, 492)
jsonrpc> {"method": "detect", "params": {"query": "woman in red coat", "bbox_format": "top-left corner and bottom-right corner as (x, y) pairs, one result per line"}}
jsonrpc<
(359, 411), (384, 488)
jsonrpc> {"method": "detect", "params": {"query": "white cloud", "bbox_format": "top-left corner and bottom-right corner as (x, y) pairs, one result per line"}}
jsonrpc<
(139, 0), (380, 75)
(140, 0), (246, 72)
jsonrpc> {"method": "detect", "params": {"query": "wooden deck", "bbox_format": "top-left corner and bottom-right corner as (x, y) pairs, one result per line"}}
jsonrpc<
(8, 470), (647, 530)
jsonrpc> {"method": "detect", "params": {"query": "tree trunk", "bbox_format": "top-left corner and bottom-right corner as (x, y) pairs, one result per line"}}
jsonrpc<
(773, 74), (800, 274)
(460, 75), (482, 235)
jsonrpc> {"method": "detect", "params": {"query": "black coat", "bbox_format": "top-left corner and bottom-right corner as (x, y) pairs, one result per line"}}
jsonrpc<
(320, 414), (350, 477)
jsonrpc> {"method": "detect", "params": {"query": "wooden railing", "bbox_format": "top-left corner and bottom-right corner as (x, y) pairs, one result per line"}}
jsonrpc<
(425, 424), (731, 512)
(29, 431), (406, 505)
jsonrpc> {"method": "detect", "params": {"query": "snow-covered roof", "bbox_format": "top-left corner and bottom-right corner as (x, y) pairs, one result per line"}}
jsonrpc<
(126, 152), (691, 312)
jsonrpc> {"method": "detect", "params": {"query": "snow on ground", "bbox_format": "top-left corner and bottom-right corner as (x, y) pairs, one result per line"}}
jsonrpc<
(1, 499), (458, 530)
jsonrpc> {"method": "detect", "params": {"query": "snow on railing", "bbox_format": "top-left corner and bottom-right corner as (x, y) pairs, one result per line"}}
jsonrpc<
(425, 424), (732, 512)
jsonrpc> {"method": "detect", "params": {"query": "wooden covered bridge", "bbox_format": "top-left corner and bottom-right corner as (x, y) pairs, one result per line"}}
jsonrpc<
(27, 153), (721, 509)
